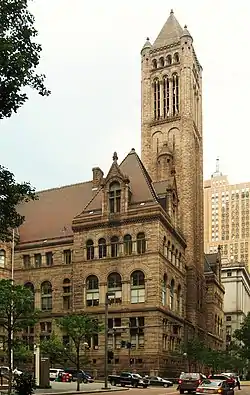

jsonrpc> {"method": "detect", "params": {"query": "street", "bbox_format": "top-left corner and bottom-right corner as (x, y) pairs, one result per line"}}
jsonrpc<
(35, 381), (249, 395)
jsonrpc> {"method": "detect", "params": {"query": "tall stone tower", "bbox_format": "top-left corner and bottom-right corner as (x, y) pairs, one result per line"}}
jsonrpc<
(141, 10), (205, 328)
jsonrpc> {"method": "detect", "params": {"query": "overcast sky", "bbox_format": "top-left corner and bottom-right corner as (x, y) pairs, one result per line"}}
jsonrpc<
(1, 0), (250, 190)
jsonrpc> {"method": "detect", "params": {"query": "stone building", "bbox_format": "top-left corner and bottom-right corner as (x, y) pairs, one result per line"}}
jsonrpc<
(0, 10), (224, 375)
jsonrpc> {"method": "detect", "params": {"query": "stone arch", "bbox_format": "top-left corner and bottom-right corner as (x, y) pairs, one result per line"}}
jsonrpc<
(168, 127), (180, 150)
(152, 130), (163, 156)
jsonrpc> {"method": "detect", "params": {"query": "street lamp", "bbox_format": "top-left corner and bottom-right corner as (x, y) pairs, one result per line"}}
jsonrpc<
(103, 292), (115, 390)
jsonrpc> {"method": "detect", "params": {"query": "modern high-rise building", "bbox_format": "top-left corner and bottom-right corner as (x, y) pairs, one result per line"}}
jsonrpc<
(204, 159), (250, 268)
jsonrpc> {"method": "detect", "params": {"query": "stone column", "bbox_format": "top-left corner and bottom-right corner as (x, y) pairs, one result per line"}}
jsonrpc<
(99, 282), (106, 305)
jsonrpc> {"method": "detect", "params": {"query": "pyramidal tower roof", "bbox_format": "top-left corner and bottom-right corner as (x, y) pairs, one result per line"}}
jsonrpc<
(153, 9), (183, 48)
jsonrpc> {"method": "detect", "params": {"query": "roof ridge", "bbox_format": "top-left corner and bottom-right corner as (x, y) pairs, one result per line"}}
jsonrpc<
(37, 180), (92, 194)
(120, 150), (158, 203)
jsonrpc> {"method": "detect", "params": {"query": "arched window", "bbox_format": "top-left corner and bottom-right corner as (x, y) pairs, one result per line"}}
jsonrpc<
(172, 73), (179, 116)
(63, 278), (72, 310)
(24, 282), (35, 310)
(41, 281), (52, 311)
(137, 232), (146, 254)
(171, 245), (175, 263)
(166, 54), (172, 65)
(86, 275), (99, 306)
(107, 272), (122, 304)
(109, 182), (121, 214)
(98, 238), (107, 259)
(131, 270), (145, 303)
(0, 249), (6, 268)
(162, 274), (167, 306)
(152, 59), (157, 69)
(174, 53), (179, 63)
(163, 236), (167, 256)
(86, 239), (94, 260)
(167, 241), (171, 261)
(123, 234), (132, 255)
(163, 75), (170, 118)
(111, 236), (119, 258)
(153, 78), (160, 120)
(159, 57), (164, 67)
(177, 285), (181, 313)
(169, 279), (174, 310)
(175, 249), (178, 265)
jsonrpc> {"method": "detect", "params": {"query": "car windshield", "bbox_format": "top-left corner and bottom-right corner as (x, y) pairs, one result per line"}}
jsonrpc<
(132, 374), (142, 378)
(201, 380), (221, 387)
(180, 373), (199, 379)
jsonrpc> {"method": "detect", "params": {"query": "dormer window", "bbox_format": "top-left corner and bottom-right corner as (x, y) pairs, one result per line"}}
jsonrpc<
(109, 182), (121, 214)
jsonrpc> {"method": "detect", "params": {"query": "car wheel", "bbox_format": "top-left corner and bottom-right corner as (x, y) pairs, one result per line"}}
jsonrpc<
(83, 379), (88, 384)
(163, 384), (168, 388)
(133, 383), (138, 388)
(143, 385), (148, 389)
(111, 381), (116, 386)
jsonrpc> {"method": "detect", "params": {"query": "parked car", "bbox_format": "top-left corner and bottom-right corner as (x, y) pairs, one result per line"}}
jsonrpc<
(49, 368), (65, 381)
(64, 369), (94, 383)
(196, 379), (234, 395)
(0, 366), (22, 376)
(147, 376), (173, 387)
(178, 372), (207, 394)
(108, 372), (149, 388)
(208, 374), (235, 389)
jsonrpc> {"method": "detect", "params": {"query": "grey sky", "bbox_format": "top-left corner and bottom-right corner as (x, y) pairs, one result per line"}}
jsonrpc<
(1, 0), (249, 190)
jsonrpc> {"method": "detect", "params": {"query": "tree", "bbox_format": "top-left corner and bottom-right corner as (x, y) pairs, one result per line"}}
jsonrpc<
(41, 314), (102, 391)
(0, 165), (37, 241)
(234, 312), (250, 361)
(0, 0), (50, 119)
(40, 332), (65, 367)
(0, 279), (38, 394)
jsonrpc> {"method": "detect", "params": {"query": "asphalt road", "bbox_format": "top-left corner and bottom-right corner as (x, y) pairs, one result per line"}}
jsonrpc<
(36, 382), (248, 395)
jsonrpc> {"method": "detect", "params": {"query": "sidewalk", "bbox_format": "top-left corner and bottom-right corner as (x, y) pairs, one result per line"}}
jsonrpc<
(241, 381), (250, 386)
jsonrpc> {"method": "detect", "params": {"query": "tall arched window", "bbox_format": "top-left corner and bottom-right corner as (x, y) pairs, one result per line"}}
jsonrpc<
(98, 238), (107, 259)
(162, 274), (167, 306)
(63, 278), (72, 310)
(172, 73), (179, 116)
(163, 76), (170, 118)
(152, 59), (157, 69)
(166, 54), (172, 65)
(159, 57), (164, 67)
(177, 285), (181, 313)
(41, 281), (52, 311)
(137, 233), (146, 254)
(167, 241), (171, 261)
(169, 279), (175, 310)
(123, 234), (132, 255)
(0, 249), (6, 268)
(86, 275), (99, 306)
(109, 182), (121, 214)
(174, 53), (179, 63)
(86, 239), (94, 260)
(24, 282), (35, 310)
(111, 236), (119, 258)
(131, 270), (145, 303)
(107, 272), (122, 304)
(153, 78), (160, 120)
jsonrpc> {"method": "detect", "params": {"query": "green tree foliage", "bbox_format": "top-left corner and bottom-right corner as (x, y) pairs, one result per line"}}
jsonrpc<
(0, 0), (50, 119)
(0, 165), (36, 241)
(0, 279), (38, 393)
(14, 372), (36, 395)
(40, 332), (65, 367)
(41, 314), (102, 391)
(234, 312), (250, 361)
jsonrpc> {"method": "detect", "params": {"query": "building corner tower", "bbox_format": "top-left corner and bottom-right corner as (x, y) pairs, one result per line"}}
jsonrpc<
(141, 10), (205, 329)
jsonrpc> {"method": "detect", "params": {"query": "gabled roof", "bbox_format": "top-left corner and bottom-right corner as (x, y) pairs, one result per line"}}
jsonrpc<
(17, 149), (159, 243)
(204, 254), (213, 273)
(153, 10), (183, 49)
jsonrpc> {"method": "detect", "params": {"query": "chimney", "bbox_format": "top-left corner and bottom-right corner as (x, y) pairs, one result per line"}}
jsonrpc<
(92, 167), (104, 188)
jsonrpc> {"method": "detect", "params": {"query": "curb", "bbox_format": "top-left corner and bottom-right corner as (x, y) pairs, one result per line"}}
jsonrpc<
(36, 389), (129, 395)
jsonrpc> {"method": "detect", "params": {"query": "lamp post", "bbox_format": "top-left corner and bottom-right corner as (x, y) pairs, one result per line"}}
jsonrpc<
(103, 292), (115, 390)
(10, 229), (15, 373)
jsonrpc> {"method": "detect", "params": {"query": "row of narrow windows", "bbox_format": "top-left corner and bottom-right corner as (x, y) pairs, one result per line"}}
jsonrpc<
(152, 53), (179, 69)
(163, 238), (182, 269)
(153, 74), (179, 120)
(86, 232), (146, 260)
(24, 271), (182, 312)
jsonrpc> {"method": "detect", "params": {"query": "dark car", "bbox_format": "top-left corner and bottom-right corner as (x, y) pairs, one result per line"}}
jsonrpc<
(64, 369), (94, 383)
(196, 379), (234, 395)
(208, 375), (235, 389)
(108, 372), (149, 388)
(148, 376), (173, 387)
(178, 372), (207, 394)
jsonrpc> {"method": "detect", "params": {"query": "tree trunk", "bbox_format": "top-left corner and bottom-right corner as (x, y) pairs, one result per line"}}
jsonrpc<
(7, 325), (12, 395)
(76, 346), (80, 392)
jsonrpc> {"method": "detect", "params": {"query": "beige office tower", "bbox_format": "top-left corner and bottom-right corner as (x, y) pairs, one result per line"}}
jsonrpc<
(204, 159), (250, 268)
